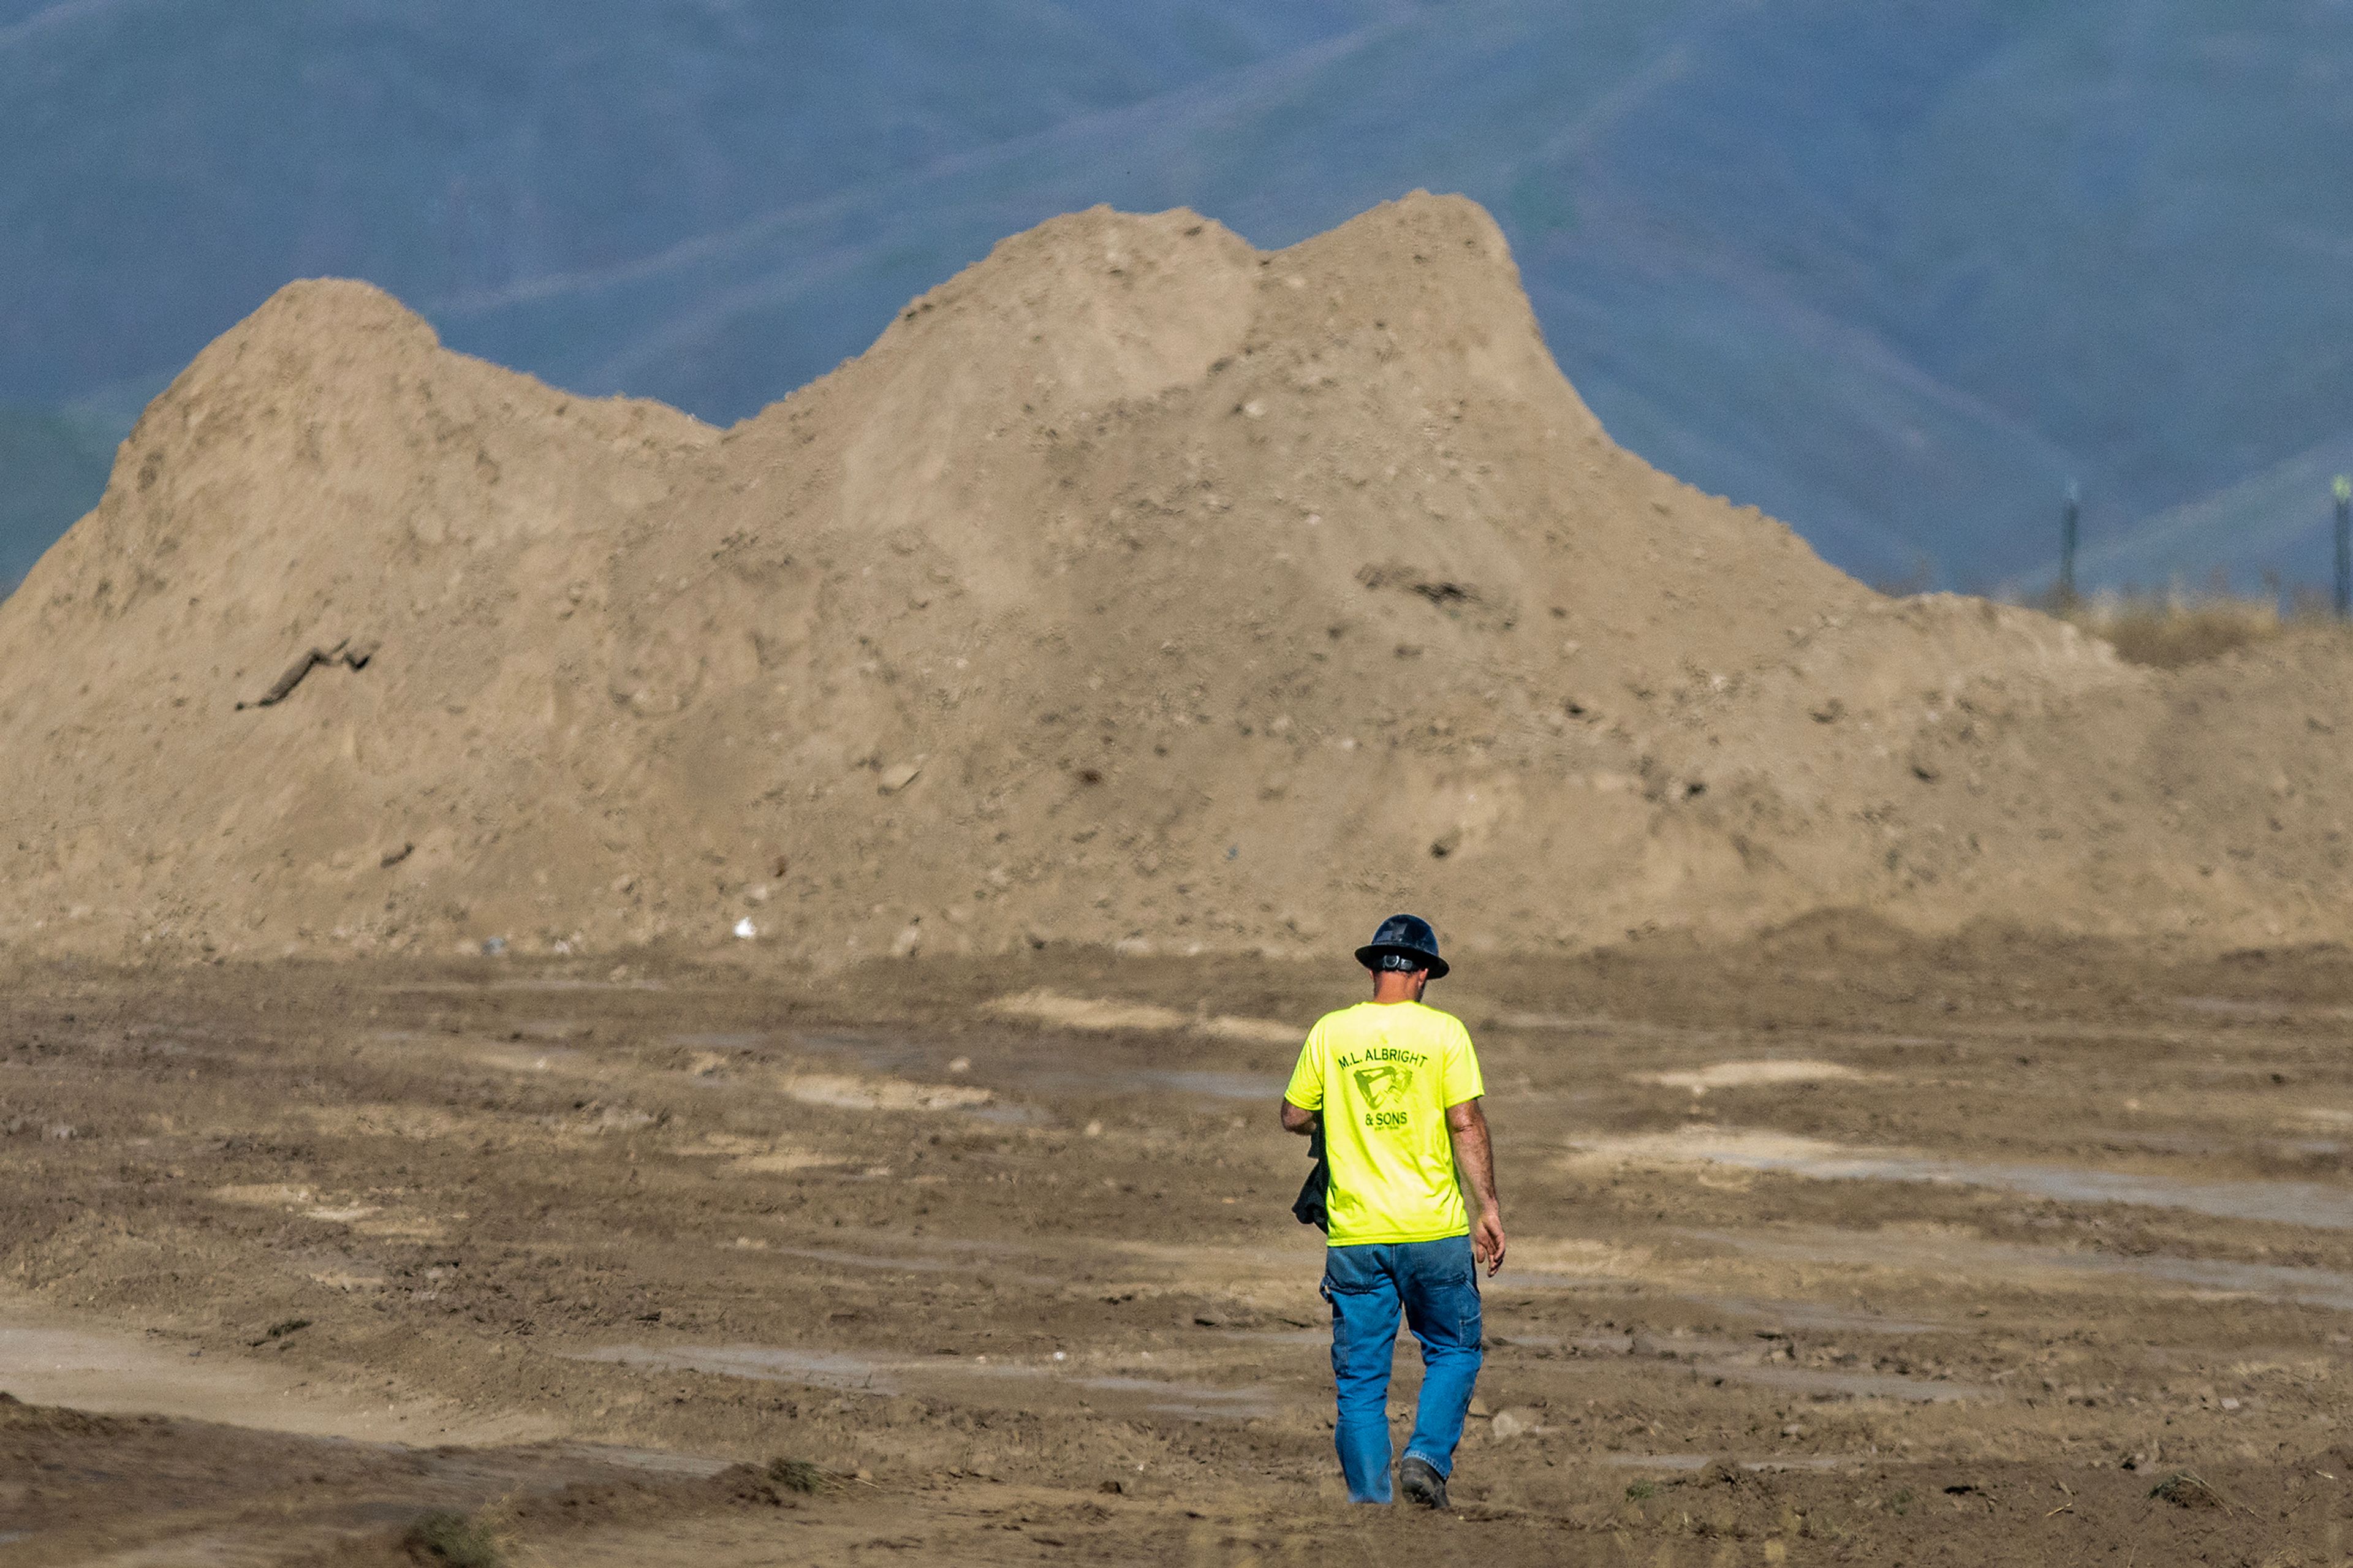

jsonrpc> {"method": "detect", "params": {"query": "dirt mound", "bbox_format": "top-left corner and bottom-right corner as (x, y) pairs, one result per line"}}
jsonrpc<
(0, 193), (2346, 964)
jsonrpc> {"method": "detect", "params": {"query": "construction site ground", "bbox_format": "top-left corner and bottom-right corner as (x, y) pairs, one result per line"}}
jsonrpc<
(9, 917), (2353, 1565)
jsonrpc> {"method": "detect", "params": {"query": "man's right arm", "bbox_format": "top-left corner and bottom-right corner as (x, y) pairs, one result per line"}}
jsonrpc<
(1279, 1025), (1322, 1135)
(1446, 1097), (1506, 1275)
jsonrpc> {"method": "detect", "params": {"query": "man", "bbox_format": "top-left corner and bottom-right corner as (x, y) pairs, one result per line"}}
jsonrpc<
(1281, 913), (1505, 1508)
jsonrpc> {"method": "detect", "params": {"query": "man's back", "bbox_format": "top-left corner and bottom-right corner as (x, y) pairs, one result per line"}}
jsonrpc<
(1284, 1001), (1485, 1246)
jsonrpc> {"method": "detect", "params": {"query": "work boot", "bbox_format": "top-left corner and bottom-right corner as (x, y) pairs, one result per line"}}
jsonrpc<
(1398, 1454), (1449, 1509)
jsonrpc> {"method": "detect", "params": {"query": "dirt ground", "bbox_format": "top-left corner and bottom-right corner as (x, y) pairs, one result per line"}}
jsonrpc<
(9, 915), (2353, 1564)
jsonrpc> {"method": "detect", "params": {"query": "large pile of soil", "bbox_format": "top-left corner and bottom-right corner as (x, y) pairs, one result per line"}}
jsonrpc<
(1, 194), (2345, 964)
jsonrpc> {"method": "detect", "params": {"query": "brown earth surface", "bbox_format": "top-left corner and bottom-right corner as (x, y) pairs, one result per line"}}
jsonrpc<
(10, 921), (2353, 1563)
(1, 193), (2349, 968)
(8, 184), (2353, 1568)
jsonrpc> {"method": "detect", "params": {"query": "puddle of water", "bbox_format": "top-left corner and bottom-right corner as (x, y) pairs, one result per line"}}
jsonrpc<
(781, 1072), (1031, 1124)
(984, 991), (1300, 1048)
(570, 1344), (1278, 1420)
(0, 1292), (550, 1446)
(2175, 996), (2353, 1022)
(1199, 1017), (1303, 1048)
(473, 1042), (589, 1073)
(1741, 1455), (1872, 1472)
(782, 1073), (993, 1113)
(795, 1031), (934, 1072)
(1016, 1067), (1279, 1102)
(1632, 1061), (1863, 1094)
(795, 1030), (1276, 1105)
(724, 1150), (841, 1173)
(1687, 1227), (2353, 1313)
(988, 992), (1192, 1033)
(304, 1204), (380, 1224)
(1573, 1126), (2353, 1231)
(1066, 1374), (1283, 1420)
(2178, 997), (2287, 1020)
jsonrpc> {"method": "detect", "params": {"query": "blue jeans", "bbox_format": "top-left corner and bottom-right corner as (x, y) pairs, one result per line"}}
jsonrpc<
(1321, 1233), (1483, 1503)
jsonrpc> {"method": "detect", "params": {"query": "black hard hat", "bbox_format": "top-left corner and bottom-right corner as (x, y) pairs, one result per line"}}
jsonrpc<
(1354, 913), (1448, 980)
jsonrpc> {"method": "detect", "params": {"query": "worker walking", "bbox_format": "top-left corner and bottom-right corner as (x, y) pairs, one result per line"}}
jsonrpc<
(1281, 914), (1506, 1507)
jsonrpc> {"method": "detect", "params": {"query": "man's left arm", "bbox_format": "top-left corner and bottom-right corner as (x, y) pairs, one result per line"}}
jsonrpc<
(1446, 1097), (1505, 1274)
(1442, 1020), (1502, 1274)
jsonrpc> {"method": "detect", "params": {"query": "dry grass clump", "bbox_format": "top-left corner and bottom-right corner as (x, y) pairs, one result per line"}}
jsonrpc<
(2081, 597), (2282, 668)
(402, 1509), (509, 1567)
(2049, 591), (2345, 669)
(767, 1457), (838, 1494)
(2148, 1470), (2238, 1511)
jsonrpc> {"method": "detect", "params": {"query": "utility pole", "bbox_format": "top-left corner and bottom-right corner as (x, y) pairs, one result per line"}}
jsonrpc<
(2336, 475), (2351, 619)
(2058, 481), (2080, 608)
